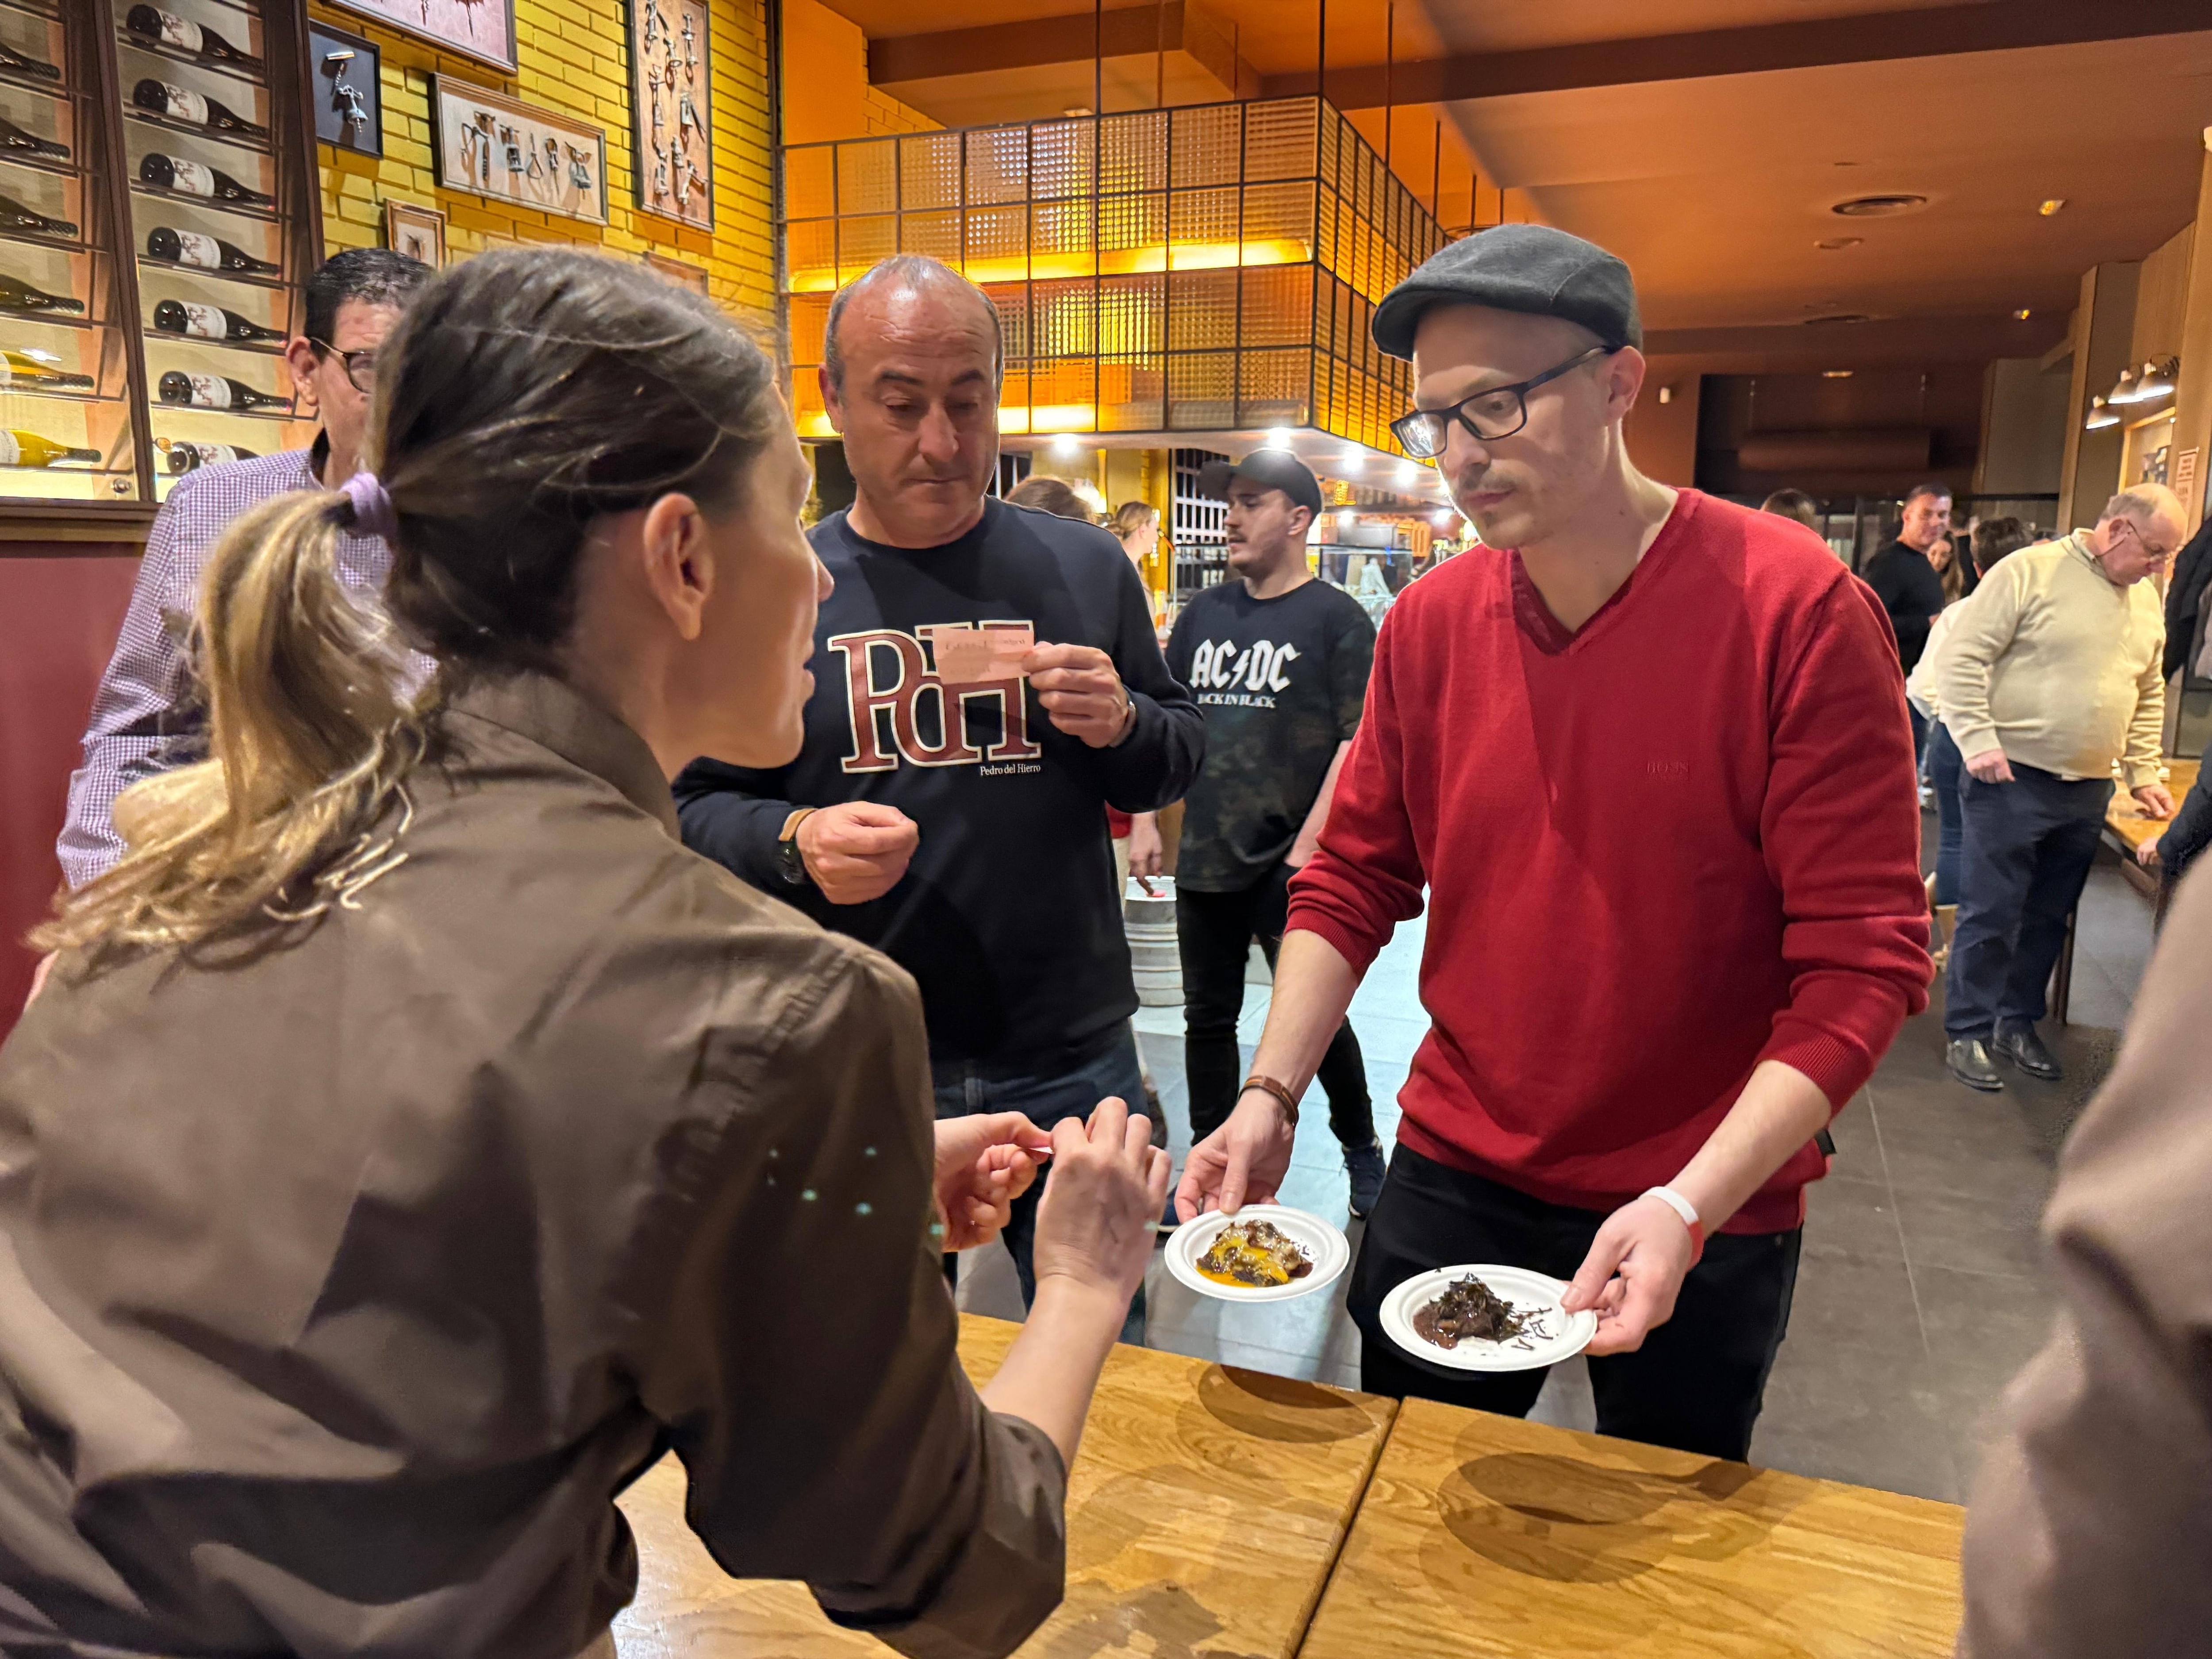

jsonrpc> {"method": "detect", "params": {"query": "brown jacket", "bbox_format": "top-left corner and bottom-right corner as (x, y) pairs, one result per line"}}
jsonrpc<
(1957, 857), (2212, 1656)
(0, 673), (1065, 1659)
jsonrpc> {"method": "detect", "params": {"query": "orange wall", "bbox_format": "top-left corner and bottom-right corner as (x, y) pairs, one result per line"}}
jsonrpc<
(783, 0), (938, 146)
(1624, 357), (1702, 488)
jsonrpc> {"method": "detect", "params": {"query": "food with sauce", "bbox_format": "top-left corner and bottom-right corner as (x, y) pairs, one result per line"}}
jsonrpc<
(1195, 1218), (1313, 1288)
(1412, 1274), (1552, 1350)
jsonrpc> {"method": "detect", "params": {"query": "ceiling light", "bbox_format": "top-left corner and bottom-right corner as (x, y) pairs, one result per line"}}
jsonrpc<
(2012, 307), (2032, 320)
(2085, 396), (2119, 430)
(1831, 193), (1928, 217)
(1050, 432), (1081, 454)
(2039, 198), (2066, 216)
(1397, 462), (1420, 486)
(1340, 450), (1365, 472)
(1265, 427), (1295, 449)
(2134, 357), (2178, 401)
(1823, 369), (1854, 379)
(1431, 510), (1455, 529)
(1337, 508), (1357, 527)
(1814, 237), (1862, 251)
(2108, 368), (2143, 405)
(1061, 106), (1093, 118)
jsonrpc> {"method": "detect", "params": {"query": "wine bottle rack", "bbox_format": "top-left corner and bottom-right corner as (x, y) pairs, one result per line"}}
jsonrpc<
(0, 0), (319, 530)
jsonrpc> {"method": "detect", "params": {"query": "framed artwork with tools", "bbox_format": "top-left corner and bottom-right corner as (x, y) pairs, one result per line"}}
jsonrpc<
(627, 0), (713, 230)
(429, 77), (608, 227)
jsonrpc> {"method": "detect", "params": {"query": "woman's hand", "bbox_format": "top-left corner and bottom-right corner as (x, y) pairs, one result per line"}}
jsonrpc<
(933, 1112), (1053, 1252)
(1033, 1096), (1171, 1306)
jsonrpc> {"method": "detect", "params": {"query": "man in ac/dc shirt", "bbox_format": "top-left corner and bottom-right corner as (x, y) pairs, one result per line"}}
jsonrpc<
(676, 256), (1203, 1338)
(1166, 450), (1386, 1220)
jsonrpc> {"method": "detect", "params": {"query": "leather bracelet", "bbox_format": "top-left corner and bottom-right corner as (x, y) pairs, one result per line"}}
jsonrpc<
(1238, 1074), (1300, 1129)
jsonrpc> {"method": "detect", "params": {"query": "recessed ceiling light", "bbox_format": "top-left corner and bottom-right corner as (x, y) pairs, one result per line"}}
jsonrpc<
(1831, 193), (1928, 217)
(1265, 427), (1294, 449)
(2012, 307), (2032, 320)
(2039, 198), (2066, 216)
(1337, 508), (1357, 526)
(1061, 106), (1093, 118)
(1432, 510), (1455, 529)
(1050, 433), (1081, 454)
(1822, 369), (1854, 379)
(1815, 237), (1863, 251)
(1396, 462), (1421, 486)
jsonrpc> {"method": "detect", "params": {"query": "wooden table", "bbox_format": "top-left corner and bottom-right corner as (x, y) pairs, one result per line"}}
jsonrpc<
(2105, 757), (2197, 859)
(614, 1314), (1398, 1658)
(1297, 1398), (1964, 1659)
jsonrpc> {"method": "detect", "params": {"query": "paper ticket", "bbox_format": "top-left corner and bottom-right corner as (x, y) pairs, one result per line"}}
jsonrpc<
(929, 623), (1033, 686)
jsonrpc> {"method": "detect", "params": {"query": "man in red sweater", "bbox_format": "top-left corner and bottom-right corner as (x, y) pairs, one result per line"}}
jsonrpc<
(1175, 225), (1930, 1459)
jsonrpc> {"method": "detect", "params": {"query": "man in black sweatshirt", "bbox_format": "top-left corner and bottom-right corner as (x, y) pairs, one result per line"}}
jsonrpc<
(676, 256), (1204, 1337)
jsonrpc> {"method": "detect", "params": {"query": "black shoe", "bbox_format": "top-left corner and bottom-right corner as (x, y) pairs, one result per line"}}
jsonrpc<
(1992, 1019), (2062, 1081)
(1344, 1139), (1386, 1219)
(1946, 1038), (2004, 1092)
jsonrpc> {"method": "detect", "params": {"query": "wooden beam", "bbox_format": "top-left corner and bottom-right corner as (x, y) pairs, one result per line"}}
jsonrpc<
(1266, 0), (2212, 107)
(869, 2), (1190, 85)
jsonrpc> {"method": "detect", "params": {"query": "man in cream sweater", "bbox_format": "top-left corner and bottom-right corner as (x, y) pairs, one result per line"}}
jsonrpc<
(1936, 485), (2185, 1089)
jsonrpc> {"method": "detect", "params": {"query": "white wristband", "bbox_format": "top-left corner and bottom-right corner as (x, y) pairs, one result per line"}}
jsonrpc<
(1642, 1185), (1701, 1229)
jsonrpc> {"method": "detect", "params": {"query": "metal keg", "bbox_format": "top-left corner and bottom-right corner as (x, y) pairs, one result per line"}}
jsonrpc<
(1123, 876), (1181, 1007)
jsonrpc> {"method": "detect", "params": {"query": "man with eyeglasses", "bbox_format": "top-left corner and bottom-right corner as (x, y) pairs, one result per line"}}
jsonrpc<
(1175, 223), (1930, 1460)
(57, 247), (431, 889)
(1935, 486), (2183, 1091)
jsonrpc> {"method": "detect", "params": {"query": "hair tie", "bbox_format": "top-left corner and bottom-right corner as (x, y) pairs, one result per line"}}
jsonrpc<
(338, 470), (399, 542)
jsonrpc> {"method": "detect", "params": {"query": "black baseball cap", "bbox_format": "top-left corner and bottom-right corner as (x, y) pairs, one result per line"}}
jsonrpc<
(1196, 449), (1324, 516)
(1371, 223), (1642, 361)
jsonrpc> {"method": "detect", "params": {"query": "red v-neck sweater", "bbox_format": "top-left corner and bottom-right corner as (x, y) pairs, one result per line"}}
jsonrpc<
(1289, 490), (1930, 1234)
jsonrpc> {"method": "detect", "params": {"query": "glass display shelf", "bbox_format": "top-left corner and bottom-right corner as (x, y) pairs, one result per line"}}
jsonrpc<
(0, 144), (76, 183)
(130, 177), (276, 225)
(0, 220), (84, 254)
(136, 251), (282, 292)
(117, 32), (264, 92)
(124, 106), (269, 159)
(148, 395), (294, 421)
(139, 324), (280, 357)
(0, 0), (62, 23)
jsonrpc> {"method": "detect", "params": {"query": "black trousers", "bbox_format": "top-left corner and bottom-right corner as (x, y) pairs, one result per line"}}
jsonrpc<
(1943, 764), (2111, 1039)
(1347, 1145), (1801, 1462)
(1177, 863), (1374, 1147)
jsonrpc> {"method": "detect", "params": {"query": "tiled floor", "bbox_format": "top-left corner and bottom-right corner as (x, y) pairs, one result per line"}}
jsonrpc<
(954, 834), (2156, 1506)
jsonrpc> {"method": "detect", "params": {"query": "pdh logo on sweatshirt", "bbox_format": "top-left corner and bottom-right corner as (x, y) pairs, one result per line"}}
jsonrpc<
(829, 625), (1043, 774)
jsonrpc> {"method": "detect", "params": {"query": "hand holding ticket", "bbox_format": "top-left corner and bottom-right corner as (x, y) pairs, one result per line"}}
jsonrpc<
(930, 623), (1034, 685)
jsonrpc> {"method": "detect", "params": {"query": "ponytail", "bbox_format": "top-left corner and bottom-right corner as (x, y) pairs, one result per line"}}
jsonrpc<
(34, 487), (425, 959)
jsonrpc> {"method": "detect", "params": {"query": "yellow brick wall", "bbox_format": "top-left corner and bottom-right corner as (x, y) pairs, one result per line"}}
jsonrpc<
(861, 85), (938, 137)
(309, 0), (777, 329)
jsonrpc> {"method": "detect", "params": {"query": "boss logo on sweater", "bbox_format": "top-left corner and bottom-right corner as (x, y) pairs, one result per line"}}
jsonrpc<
(1189, 636), (1302, 709)
(828, 625), (1043, 775)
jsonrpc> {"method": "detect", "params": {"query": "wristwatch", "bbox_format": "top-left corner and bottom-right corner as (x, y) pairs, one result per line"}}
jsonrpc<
(776, 807), (815, 887)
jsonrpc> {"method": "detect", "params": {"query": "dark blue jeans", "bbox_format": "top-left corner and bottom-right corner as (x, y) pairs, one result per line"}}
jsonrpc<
(1927, 719), (1965, 905)
(933, 1029), (1148, 1344)
(1908, 702), (1929, 772)
(1944, 765), (2111, 1039)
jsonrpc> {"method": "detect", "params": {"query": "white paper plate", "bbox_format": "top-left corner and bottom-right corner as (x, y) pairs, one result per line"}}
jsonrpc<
(1164, 1205), (1349, 1303)
(1380, 1264), (1597, 1372)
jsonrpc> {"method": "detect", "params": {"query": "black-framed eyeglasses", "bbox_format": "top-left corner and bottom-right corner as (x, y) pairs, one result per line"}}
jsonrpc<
(310, 338), (379, 394)
(1390, 346), (1616, 459)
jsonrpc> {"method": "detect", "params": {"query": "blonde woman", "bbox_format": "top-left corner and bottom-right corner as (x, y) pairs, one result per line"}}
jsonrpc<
(0, 250), (1165, 1659)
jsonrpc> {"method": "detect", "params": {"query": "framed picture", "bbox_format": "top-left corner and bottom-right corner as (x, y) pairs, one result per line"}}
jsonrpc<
(309, 21), (383, 159)
(330, 0), (517, 74)
(628, 0), (713, 230)
(430, 77), (608, 227)
(386, 199), (448, 267)
(645, 250), (710, 295)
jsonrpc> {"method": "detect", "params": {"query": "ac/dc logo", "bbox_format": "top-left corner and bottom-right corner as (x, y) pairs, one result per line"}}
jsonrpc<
(828, 625), (1044, 774)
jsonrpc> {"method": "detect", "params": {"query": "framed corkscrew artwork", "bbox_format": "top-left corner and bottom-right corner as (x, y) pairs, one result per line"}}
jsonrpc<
(627, 0), (713, 231)
(330, 0), (517, 75)
(385, 200), (447, 268)
(429, 77), (607, 227)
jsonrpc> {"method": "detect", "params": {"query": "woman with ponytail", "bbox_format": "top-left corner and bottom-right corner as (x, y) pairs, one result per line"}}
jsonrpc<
(0, 249), (1166, 1659)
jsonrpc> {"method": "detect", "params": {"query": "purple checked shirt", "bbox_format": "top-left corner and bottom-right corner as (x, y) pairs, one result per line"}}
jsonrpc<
(57, 441), (424, 889)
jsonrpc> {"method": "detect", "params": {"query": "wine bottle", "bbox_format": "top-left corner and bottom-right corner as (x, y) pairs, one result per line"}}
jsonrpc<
(139, 151), (274, 209)
(132, 80), (268, 143)
(0, 349), (92, 391)
(146, 226), (280, 277)
(161, 438), (257, 472)
(126, 6), (266, 73)
(0, 194), (76, 240)
(0, 275), (83, 315)
(157, 369), (288, 412)
(0, 44), (62, 83)
(152, 298), (283, 344)
(0, 118), (68, 162)
(0, 430), (100, 468)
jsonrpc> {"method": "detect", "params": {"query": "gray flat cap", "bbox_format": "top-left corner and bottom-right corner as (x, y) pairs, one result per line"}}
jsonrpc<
(1371, 224), (1641, 361)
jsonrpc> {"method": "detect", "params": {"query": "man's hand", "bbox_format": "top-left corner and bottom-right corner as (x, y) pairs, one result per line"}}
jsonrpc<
(1560, 1191), (1700, 1355)
(1125, 812), (1164, 879)
(933, 1112), (1054, 1252)
(2131, 783), (2176, 820)
(1025, 642), (1132, 749)
(1965, 746), (2015, 784)
(1175, 1091), (1296, 1222)
(797, 801), (918, 904)
(2137, 832), (2163, 868)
